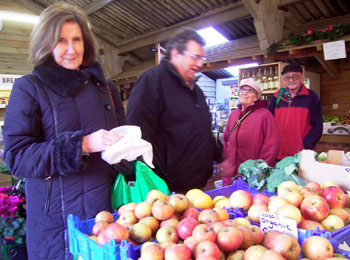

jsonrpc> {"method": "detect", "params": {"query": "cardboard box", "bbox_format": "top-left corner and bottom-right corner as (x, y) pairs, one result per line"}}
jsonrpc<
(299, 149), (350, 192)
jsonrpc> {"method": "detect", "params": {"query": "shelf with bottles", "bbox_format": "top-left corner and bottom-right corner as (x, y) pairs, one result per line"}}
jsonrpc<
(238, 62), (289, 94)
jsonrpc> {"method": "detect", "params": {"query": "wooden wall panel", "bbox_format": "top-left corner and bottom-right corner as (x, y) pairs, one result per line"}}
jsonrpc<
(321, 69), (350, 117)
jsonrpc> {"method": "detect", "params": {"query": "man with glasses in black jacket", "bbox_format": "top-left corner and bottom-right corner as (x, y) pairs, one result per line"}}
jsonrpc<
(126, 28), (222, 194)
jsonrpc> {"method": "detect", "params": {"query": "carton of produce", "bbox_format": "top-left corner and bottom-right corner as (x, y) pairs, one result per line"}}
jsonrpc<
(299, 149), (350, 192)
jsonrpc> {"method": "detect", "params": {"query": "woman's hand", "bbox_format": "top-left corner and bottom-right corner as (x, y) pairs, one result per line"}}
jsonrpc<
(217, 160), (233, 178)
(82, 129), (122, 153)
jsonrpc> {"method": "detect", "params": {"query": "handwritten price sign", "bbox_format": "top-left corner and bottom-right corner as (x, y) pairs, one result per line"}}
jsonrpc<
(260, 211), (298, 239)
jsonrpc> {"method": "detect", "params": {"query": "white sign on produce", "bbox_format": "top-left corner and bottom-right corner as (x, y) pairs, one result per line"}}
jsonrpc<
(0, 75), (22, 89)
(260, 211), (298, 239)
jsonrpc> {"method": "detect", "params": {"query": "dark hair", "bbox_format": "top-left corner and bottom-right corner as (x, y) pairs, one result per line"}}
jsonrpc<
(165, 27), (205, 58)
(29, 3), (97, 66)
(282, 63), (303, 75)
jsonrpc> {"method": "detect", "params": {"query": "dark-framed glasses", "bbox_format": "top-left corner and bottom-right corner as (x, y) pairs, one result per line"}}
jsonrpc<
(183, 50), (207, 62)
(239, 88), (256, 95)
(283, 74), (300, 81)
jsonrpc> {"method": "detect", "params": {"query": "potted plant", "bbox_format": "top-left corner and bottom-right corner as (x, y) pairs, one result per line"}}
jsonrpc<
(0, 181), (26, 244)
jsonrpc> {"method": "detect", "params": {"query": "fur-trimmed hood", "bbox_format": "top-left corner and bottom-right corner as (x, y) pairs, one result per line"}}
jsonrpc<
(33, 60), (107, 97)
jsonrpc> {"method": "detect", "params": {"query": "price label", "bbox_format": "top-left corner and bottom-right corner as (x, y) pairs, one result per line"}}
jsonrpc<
(260, 211), (298, 239)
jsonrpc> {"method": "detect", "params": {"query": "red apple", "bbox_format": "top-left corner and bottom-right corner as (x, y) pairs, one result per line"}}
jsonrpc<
(168, 194), (190, 213)
(103, 222), (129, 243)
(152, 199), (174, 221)
(145, 189), (165, 204)
(302, 236), (333, 260)
(223, 219), (238, 227)
(91, 221), (109, 236)
(95, 210), (114, 224)
(253, 193), (270, 205)
(259, 250), (286, 260)
(268, 233), (300, 260)
(277, 181), (299, 194)
(194, 240), (220, 259)
(321, 214), (345, 232)
(298, 219), (325, 230)
(134, 202), (152, 219)
(183, 236), (198, 255)
(129, 222), (152, 244)
(250, 225), (265, 245)
(277, 203), (302, 224)
(198, 209), (220, 225)
(300, 195), (329, 221)
(118, 202), (137, 215)
(244, 245), (268, 260)
(248, 203), (268, 223)
(155, 225), (179, 244)
(117, 209), (138, 225)
(321, 186), (346, 208)
(306, 181), (322, 193)
(229, 190), (252, 210)
(140, 243), (164, 260)
(164, 244), (191, 260)
(237, 225), (255, 250)
(210, 221), (228, 234)
(139, 216), (159, 235)
(299, 186), (320, 198)
(159, 218), (179, 229)
(192, 223), (216, 243)
(329, 208), (350, 224)
(215, 226), (243, 252)
(213, 207), (230, 221)
(268, 196), (289, 214)
(278, 187), (303, 207)
(183, 207), (199, 220)
(176, 217), (198, 240)
(262, 230), (282, 249)
(226, 250), (245, 260)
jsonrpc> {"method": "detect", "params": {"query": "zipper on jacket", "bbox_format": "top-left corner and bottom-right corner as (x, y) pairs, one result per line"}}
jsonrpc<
(44, 176), (52, 214)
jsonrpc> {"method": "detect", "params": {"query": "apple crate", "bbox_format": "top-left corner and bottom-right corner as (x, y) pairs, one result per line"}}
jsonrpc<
(205, 177), (277, 199)
(67, 214), (139, 260)
(331, 224), (350, 247)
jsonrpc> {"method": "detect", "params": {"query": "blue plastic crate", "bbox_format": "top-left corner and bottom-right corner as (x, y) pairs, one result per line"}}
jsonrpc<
(205, 177), (277, 199)
(331, 224), (350, 247)
(67, 214), (140, 260)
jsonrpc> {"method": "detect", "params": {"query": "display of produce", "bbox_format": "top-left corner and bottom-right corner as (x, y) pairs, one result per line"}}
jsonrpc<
(69, 177), (350, 260)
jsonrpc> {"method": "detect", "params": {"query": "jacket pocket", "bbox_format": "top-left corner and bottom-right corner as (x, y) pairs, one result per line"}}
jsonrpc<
(44, 177), (52, 214)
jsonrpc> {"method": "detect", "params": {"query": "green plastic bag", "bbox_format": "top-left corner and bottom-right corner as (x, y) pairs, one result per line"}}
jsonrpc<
(111, 160), (171, 209)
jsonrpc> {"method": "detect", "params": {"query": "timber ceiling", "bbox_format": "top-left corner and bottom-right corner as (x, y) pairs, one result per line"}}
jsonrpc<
(1, 0), (350, 81)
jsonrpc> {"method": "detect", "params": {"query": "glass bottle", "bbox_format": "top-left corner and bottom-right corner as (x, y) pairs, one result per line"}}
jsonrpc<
(273, 66), (279, 90)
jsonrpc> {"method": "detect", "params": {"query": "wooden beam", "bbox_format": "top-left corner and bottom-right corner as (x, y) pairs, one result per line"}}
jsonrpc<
(115, 3), (249, 54)
(315, 54), (340, 80)
(83, 0), (112, 14)
(242, 0), (286, 50)
(199, 57), (258, 72)
(13, 0), (44, 15)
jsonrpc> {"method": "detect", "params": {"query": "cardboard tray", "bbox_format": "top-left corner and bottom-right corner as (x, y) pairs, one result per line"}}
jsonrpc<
(299, 149), (350, 192)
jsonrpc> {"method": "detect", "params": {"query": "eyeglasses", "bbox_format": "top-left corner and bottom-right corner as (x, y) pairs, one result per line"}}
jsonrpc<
(239, 88), (257, 95)
(283, 74), (300, 81)
(183, 50), (207, 62)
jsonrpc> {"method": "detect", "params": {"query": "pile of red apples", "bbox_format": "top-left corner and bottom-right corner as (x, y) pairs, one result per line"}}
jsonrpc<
(82, 180), (349, 260)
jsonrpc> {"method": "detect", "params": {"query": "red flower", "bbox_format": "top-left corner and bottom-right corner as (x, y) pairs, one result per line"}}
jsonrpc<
(327, 25), (333, 31)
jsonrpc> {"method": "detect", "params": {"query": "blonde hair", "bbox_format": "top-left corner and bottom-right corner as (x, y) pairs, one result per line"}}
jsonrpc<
(29, 3), (97, 66)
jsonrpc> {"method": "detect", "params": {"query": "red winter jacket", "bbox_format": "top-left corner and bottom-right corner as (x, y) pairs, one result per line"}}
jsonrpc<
(267, 85), (323, 160)
(221, 100), (281, 186)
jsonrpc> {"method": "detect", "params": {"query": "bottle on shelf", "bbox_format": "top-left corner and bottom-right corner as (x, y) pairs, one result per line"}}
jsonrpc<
(261, 68), (268, 92)
(256, 68), (262, 85)
(273, 66), (279, 90)
(267, 67), (273, 91)
(252, 69), (257, 82)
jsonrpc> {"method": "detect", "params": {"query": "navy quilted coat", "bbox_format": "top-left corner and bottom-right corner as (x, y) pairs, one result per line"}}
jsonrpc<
(3, 61), (126, 260)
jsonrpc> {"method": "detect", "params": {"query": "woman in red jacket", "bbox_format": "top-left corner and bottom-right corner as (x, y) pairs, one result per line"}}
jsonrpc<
(219, 78), (281, 186)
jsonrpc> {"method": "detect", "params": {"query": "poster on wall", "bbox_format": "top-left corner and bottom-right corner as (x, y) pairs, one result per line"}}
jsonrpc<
(0, 74), (22, 90)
